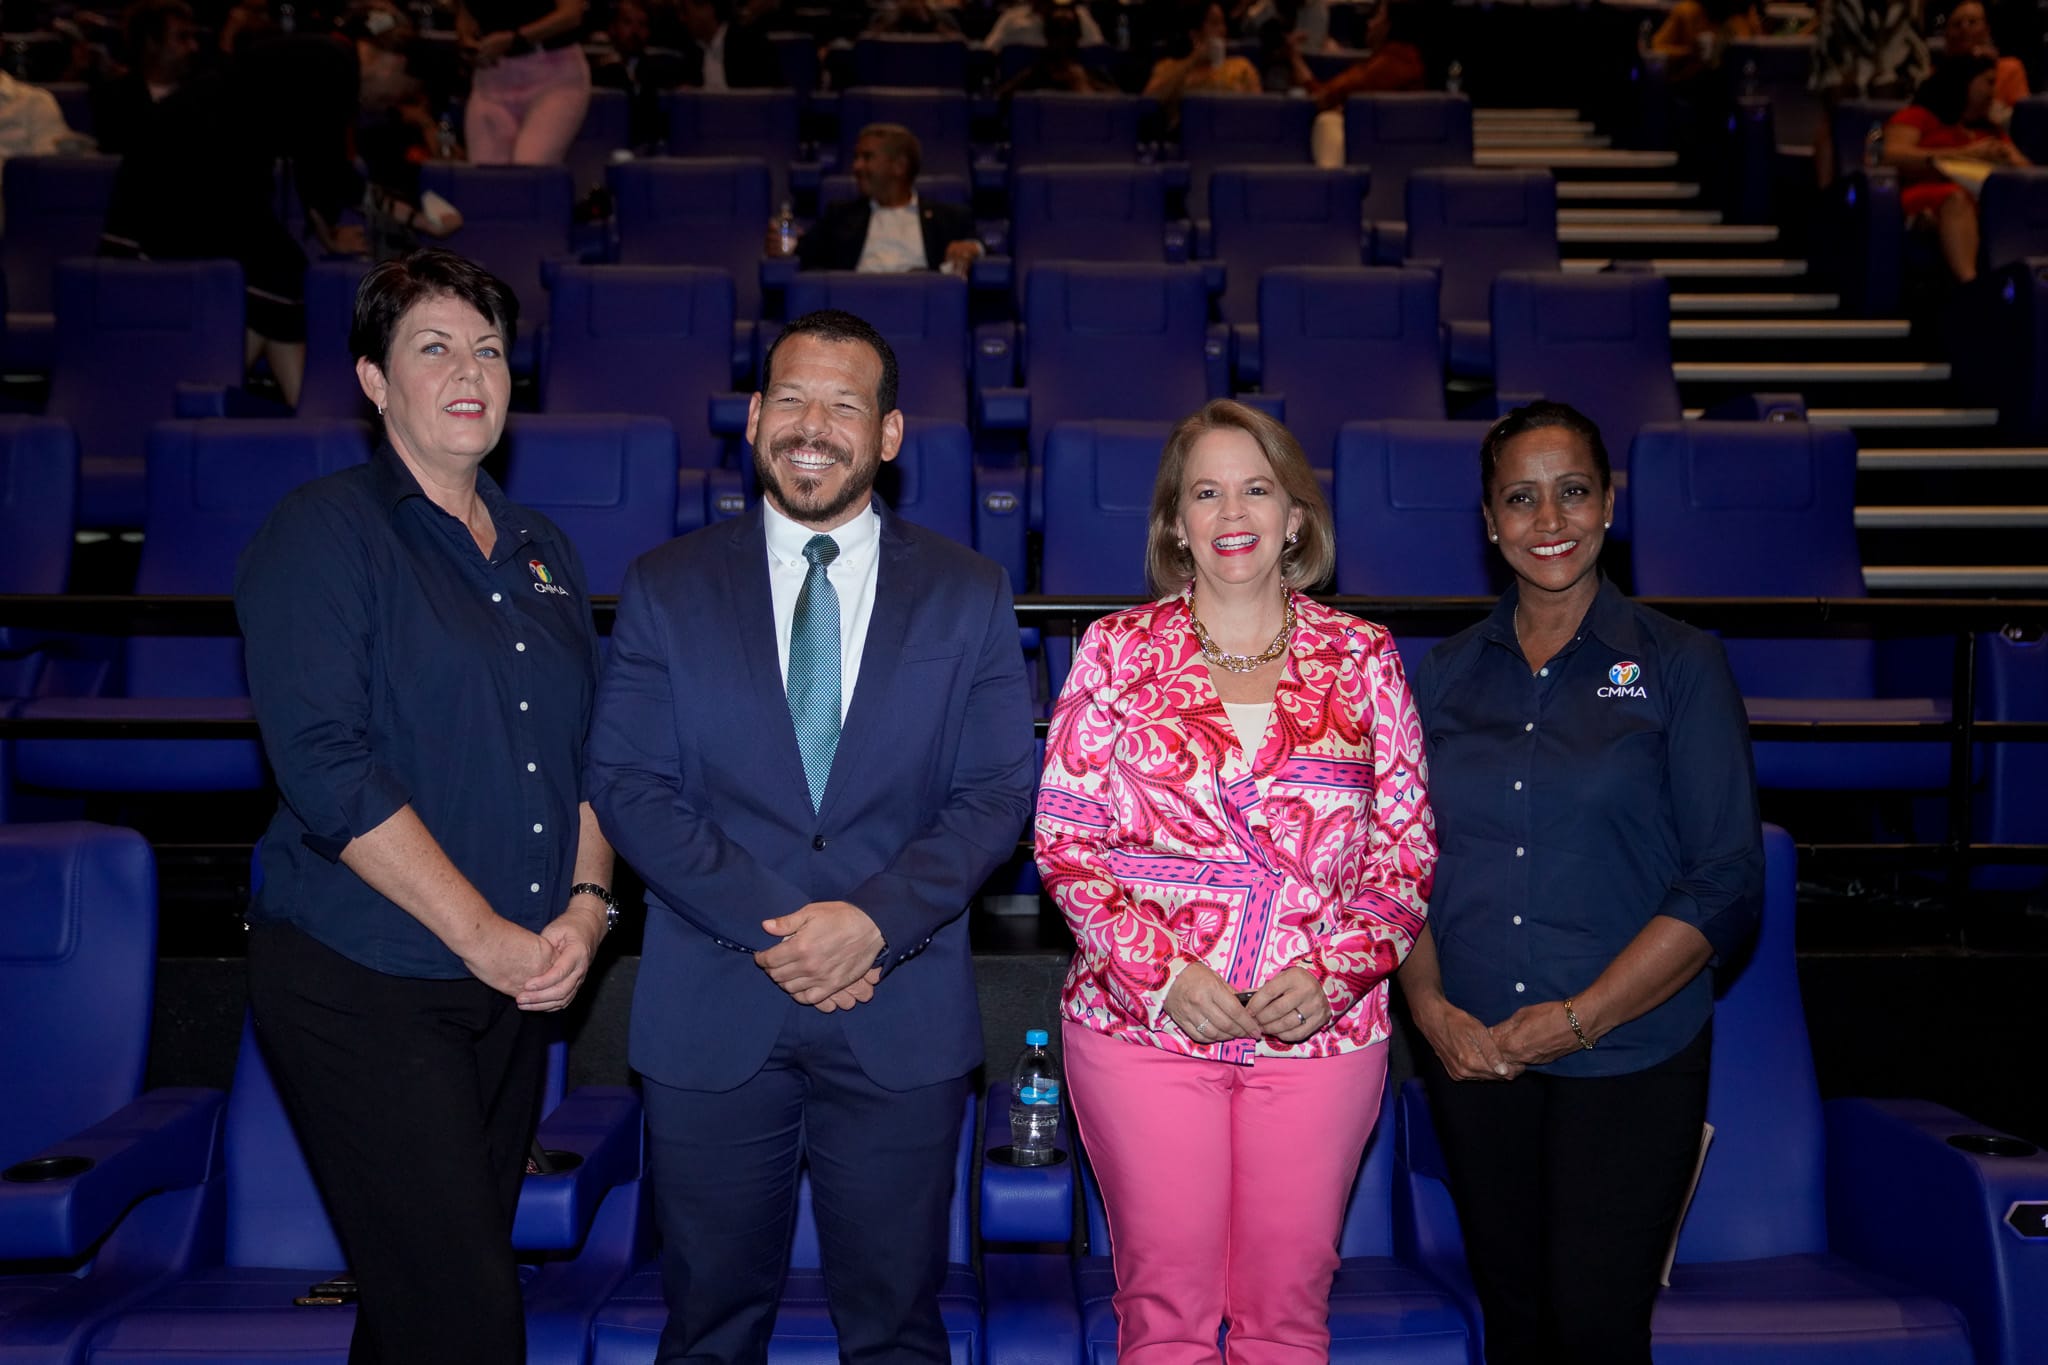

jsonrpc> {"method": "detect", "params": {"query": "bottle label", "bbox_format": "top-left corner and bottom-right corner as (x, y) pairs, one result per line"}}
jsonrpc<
(1018, 1083), (1061, 1105)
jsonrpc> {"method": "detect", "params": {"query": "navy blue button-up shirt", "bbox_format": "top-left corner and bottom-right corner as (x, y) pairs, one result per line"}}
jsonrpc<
(236, 443), (599, 979)
(1412, 577), (1762, 1077)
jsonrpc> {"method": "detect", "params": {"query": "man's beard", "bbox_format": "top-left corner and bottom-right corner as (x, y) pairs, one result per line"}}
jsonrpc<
(753, 431), (881, 525)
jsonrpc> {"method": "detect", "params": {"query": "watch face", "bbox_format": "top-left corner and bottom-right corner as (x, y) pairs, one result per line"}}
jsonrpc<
(605, 904), (621, 935)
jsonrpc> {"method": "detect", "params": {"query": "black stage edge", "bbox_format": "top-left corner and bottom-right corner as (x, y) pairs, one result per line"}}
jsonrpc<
(149, 946), (2048, 1147)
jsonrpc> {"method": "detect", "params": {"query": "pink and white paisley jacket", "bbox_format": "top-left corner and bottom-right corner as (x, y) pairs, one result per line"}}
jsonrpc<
(1035, 592), (1436, 1063)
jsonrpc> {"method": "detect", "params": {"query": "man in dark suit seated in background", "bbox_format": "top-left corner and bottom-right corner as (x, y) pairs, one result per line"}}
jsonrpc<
(664, 0), (781, 89)
(588, 0), (692, 145)
(795, 123), (984, 274)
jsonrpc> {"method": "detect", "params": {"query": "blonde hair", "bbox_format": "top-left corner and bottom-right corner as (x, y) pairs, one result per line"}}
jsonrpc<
(1144, 399), (1335, 596)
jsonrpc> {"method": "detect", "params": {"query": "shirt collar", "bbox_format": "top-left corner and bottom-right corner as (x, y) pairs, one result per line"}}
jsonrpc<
(370, 439), (527, 558)
(869, 192), (921, 215)
(1481, 575), (1643, 657)
(762, 495), (880, 566)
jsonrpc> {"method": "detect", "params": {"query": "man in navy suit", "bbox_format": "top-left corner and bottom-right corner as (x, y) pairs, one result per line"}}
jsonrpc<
(795, 124), (983, 275)
(586, 309), (1035, 1363)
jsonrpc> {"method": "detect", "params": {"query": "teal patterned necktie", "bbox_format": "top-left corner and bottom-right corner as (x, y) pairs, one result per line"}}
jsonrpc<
(787, 534), (841, 811)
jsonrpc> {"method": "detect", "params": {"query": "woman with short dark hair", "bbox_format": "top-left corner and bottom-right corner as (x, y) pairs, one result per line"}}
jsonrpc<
(1401, 401), (1763, 1364)
(1037, 399), (1435, 1362)
(236, 248), (615, 1361)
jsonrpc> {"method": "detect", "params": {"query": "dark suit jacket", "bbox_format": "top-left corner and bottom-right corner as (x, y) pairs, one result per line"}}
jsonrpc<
(668, 19), (781, 89)
(587, 502), (1036, 1092)
(795, 196), (978, 272)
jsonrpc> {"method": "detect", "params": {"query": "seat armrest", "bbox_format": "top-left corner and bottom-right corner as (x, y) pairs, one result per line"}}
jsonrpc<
(676, 468), (709, 536)
(1372, 220), (1408, 264)
(513, 1086), (643, 1252)
(1203, 325), (1231, 400)
(973, 462), (1028, 592)
(706, 468), (748, 523)
(0, 1087), (224, 1260)
(708, 393), (753, 435)
(978, 387), (1029, 433)
(981, 1083), (1075, 1244)
(974, 321), (1017, 393)
(971, 160), (1008, 196)
(790, 159), (823, 198)
(972, 253), (1014, 295)
(732, 320), (758, 387)
(1392, 1077), (1478, 1299)
(1191, 218), (1213, 260)
(1827, 1097), (2048, 1365)
(1233, 324), (1262, 389)
(976, 221), (1010, 257)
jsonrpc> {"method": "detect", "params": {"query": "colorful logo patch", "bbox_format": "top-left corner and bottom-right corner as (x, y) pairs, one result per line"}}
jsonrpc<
(1609, 661), (1641, 687)
(529, 560), (554, 585)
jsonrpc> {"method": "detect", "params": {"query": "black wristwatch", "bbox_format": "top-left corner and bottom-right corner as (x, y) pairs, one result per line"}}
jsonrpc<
(571, 882), (619, 936)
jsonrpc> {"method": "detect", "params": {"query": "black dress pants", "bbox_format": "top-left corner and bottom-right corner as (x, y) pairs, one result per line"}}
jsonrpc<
(1419, 1021), (1712, 1365)
(247, 922), (547, 1365)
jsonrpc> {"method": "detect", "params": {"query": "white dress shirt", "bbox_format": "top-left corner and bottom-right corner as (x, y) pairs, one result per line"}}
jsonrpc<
(765, 497), (882, 724)
(856, 194), (928, 273)
(700, 22), (729, 91)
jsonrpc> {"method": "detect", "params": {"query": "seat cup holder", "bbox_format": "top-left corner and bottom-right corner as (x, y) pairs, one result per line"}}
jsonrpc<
(3, 1155), (95, 1182)
(1947, 1133), (2039, 1158)
(532, 1149), (584, 1175)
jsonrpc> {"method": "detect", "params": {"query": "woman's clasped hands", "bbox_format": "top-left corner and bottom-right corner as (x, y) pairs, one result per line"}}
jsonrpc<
(1164, 961), (1332, 1045)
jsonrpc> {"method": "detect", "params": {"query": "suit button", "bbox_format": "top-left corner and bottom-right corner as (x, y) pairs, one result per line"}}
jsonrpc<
(812, 836), (828, 851)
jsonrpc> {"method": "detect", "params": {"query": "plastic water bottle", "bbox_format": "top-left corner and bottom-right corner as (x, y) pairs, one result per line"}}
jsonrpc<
(770, 199), (799, 257)
(1864, 121), (1886, 171)
(1444, 59), (1462, 95)
(1007, 1029), (1061, 1166)
(1115, 11), (1130, 50)
(436, 113), (459, 160)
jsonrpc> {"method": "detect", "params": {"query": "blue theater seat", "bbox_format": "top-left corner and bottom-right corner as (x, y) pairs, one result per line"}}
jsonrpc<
(419, 163), (577, 374)
(1257, 269), (1445, 474)
(1972, 628), (2048, 891)
(1007, 164), (1177, 282)
(295, 258), (374, 422)
(852, 34), (970, 89)
(816, 171), (969, 214)
(607, 157), (775, 321)
(1329, 419), (1496, 672)
(2012, 94), (2048, 164)
(1402, 823), (2034, 1364)
(1489, 270), (1682, 537)
(0, 824), (225, 1365)
(498, 414), (688, 589)
(1628, 422), (1950, 791)
(1343, 92), (1474, 257)
(540, 263), (747, 522)
(836, 90), (973, 182)
(877, 416), (977, 550)
(586, 1095), (982, 1365)
(0, 417), (78, 689)
(47, 258), (245, 529)
(0, 154), (119, 373)
(1403, 167), (1558, 379)
(81, 1019), (644, 1365)
(1007, 91), (1147, 169)
(784, 271), (970, 424)
(664, 89), (803, 205)
(1977, 166), (2048, 273)
(1038, 419), (1167, 598)
(12, 419), (371, 794)
(1175, 91), (1316, 204)
(1205, 166), (1371, 326)
(566, 87), (635, 194)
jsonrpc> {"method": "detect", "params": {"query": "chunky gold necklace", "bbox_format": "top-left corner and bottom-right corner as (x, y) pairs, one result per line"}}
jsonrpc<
(1189, 593), (1296, 674)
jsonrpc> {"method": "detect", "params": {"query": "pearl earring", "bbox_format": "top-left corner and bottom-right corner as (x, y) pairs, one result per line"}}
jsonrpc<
(1177, 537), (1187, 549)
(1603, 521), (1611, 529)
(1489, 533), (1498, 543)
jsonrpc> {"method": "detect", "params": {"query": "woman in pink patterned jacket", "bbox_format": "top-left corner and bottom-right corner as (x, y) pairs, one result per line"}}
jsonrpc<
(1034, 399), (1437, 1363)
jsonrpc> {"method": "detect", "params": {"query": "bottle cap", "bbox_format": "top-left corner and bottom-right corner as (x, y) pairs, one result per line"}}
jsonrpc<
(1025, 1029), (1049, 1047)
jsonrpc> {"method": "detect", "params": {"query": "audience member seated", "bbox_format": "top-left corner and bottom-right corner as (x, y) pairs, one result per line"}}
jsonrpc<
(867, 0), (966, 38)
(0, 72), (82, 203)
(1812, 0), (1931, 180)
(588, 0), (690, 145)
(456, 0), (591, 164)
(985, 0), (1104, 52)
(1940, 0), (2029, 125)
(1287, 0), (1421, 112)
(994, 5), (1115, 94)
(795, 122), (982, 274)
(1649, 0), (1764, 81)
(1144, 1), (1260, 124)
(219, 0), (280, 53)
(1885, 51), (2031, 281)
(90, 0), (200, 156)
(660, 0), (782, 87)
(1241, 0), (1334, 56)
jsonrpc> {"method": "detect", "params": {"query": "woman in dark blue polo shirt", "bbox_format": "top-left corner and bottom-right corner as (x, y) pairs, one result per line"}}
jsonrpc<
(1400, 401), (1763, 1365)
(235, 249), (616, 1363)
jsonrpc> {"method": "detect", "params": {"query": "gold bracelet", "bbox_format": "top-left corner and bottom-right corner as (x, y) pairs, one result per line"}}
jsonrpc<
(1563, 997), (1594, 1051)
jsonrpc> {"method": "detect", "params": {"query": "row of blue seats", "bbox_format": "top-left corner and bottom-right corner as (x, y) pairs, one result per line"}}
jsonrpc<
(5, 820), (2045, 1363)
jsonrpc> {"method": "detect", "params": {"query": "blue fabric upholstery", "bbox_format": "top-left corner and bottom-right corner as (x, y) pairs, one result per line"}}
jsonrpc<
(419, 164), (577, 374)
(879, 417), (976, 549)
(566, 87), (634, 194)
(1490, 270), (1681, 537)
(1628, 422), (1950, 790)
(12, 419), (370, 793)
(1176, 92), (1316, 204)
(1207, 166), (1370, 324)
(48, 259), (246, 528)
(1400, 825), (1978, 1364)
(1009, 165), (1172, 283)
(542, 263), (743, 475)
(1038, 419), (1168, 596)
(852, 35), (970, 89)
(587, 1095), (982, 1365)
(1977, 167), (2048, 273)
(1974, 629), (2048, 890)
(295, 259), (374, 422)
(0, 416), (77, 667)
(785, 271), (970, 424)
(1343, 93), (1475, 228)
(1259, 268), (1445, 471)
(837, 90), (973, 182)
(1403, 168), (1557, 380)
(1, 155), (119, 371)
(607, 158), (774, 321)
(664, 90), (802, 205)
(1008, 92), (1146, 169)
(497, 414), (684, 594)
(816, 172), (970, 214)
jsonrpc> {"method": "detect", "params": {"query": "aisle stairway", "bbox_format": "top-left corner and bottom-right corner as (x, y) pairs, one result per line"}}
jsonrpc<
(1471, 107), (2048, 592)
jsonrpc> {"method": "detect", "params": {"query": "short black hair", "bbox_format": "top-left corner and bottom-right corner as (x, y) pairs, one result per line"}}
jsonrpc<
(349, 249), (519, 373)
(124, 0), (192, 61)
(1913, 51), (1998, 125)
(761, 309), (900, 414)
(1479, 400), (1612, 500)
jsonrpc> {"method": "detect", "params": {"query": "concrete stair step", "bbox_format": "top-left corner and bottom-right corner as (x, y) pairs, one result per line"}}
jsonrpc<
(1855, 505), (2048, 529)
(1859, 447), (2048, 469)
(1559, 207), (1724, 224)
(1675, 360), (1949, 383)
(1671, 291), (1841, 312)
(1559, 223), (1780, 245)
(1557, 180), (1702, 201)
(1567, 257), (1809, 277)
(1864, 565), (2048, 589)
(1671, 318), (1912, 340)
(1475, 148), (1681, 170)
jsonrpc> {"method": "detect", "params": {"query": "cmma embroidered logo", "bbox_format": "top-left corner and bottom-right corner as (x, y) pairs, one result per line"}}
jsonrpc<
(528, 560), (570, 597)
(1599, 660), (1647, 699)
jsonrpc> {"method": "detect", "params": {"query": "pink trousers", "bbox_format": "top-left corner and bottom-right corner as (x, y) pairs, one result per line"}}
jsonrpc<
(465, 44), (591, 166)
(1063, 1020), (1389, 1365)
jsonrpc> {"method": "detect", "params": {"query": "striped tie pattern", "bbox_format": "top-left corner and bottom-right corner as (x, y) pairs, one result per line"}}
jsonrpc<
(787, 534), (841, 811)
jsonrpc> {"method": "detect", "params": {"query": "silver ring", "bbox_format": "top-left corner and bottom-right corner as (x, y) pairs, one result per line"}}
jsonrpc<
(1295, 1008), (1306, 1024)
(1194, 1017), (1209, 1033)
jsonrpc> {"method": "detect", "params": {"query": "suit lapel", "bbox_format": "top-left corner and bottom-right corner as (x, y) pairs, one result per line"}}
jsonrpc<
(721, 505), (814, 809)
(816, 506), (914, 821)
